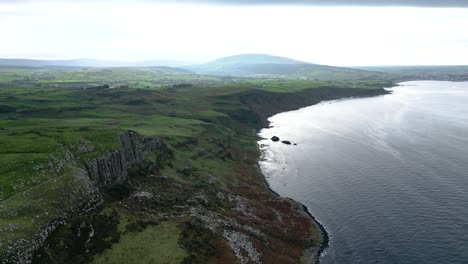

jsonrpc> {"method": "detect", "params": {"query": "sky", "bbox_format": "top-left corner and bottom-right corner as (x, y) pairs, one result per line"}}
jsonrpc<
(0, 0), (467, 66)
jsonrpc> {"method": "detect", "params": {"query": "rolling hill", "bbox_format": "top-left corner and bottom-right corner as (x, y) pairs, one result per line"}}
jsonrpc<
(185, 54), (384, 80)
(0, 54), (392, 81)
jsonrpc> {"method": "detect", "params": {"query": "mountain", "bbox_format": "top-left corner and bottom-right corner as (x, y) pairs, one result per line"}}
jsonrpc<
(0, 59), (195, 68)
(185, 54), (383, 80)
(0, 54), (384, 81)
(208, 53), (306, 65)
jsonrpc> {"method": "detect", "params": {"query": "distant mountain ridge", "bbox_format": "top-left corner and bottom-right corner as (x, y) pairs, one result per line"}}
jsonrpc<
(0, 54), (384, 80)
(208, 53), (308, 65)
(0, 58), (196, 68)
(185, 53), (382, 80)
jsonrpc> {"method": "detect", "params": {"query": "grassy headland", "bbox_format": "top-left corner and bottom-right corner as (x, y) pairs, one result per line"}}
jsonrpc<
(0, 67), (391, 263)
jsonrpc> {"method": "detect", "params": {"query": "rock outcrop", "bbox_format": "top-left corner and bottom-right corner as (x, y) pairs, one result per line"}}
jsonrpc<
(1, 130), (165, 264)
(84, 130), (165, 188)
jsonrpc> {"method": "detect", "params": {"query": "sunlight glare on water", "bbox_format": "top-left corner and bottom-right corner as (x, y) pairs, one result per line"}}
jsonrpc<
(259, 81), (468, 264)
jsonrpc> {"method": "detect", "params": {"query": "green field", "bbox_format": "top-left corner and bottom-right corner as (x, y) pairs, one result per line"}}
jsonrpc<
(1, 73), (386, 200)
(0, 67), (391, 263)
(0, 66), (239, 90)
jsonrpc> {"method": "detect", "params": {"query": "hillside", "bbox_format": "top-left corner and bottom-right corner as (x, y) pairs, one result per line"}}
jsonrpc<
(0, 68), (391, 263)
(186, 54), (383, 80)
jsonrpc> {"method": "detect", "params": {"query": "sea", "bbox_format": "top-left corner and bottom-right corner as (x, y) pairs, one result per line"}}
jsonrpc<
(258, 81), (468, 264)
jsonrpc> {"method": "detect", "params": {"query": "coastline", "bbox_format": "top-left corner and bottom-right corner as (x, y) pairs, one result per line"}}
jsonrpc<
(252, 81), (468, 264)
(0, 84), (391, 262)
(253, 89), (391, 263)
(254, 160), (329, 263)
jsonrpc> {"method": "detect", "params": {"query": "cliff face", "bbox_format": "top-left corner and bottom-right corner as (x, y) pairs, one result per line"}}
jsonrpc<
(239, 87), (389, 262)
(2, 169), (100, 264)
(84, 131), (165, 188)
(1, 130), (166, 264)
(240, 87), (389, 128)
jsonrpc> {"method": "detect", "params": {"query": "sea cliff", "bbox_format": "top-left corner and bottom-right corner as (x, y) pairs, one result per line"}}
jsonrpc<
(0, 131), (166, 263)
(0, 83), (390, 263)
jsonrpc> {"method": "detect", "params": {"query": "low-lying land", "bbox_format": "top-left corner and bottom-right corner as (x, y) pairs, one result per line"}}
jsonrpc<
(355, 65), (468, 82)
(0, 67), (391, 263)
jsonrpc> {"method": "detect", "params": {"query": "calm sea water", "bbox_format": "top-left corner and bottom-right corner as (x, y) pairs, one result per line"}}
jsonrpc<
(258, 81), (468, 264)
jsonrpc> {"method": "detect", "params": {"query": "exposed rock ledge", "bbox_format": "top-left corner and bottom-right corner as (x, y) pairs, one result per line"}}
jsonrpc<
(1, 130), (165, 264)
(84, 130), (165, 189)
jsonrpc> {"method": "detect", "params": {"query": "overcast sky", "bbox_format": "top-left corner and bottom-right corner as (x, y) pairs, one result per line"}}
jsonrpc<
(1, 0), (467, 66)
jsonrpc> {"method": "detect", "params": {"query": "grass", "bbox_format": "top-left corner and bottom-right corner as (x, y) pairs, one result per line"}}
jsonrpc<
(0, 67), (232, 89)
(356, 65), (468, 81)
(0, 168), (93, 247)
(0, 78), (310, 199)
(93, 221), (188, 264)
(0, 67), (390, 262)
(0, 124), (120, 199)
(0, 72), (389, 200)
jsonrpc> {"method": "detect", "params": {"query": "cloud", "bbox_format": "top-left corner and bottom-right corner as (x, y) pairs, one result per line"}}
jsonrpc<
(164, 0), (468, 7)
(1, 0), (468, 7)
(1, 1), (467, 65)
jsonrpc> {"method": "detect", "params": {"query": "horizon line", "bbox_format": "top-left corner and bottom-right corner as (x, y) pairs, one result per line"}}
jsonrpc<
(1, 57), (467, 68)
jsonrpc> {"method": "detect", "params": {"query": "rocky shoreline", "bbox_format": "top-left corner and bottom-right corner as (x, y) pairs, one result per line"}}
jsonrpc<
(252, 88), (391, 263)
(254, 160), (329, 264)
